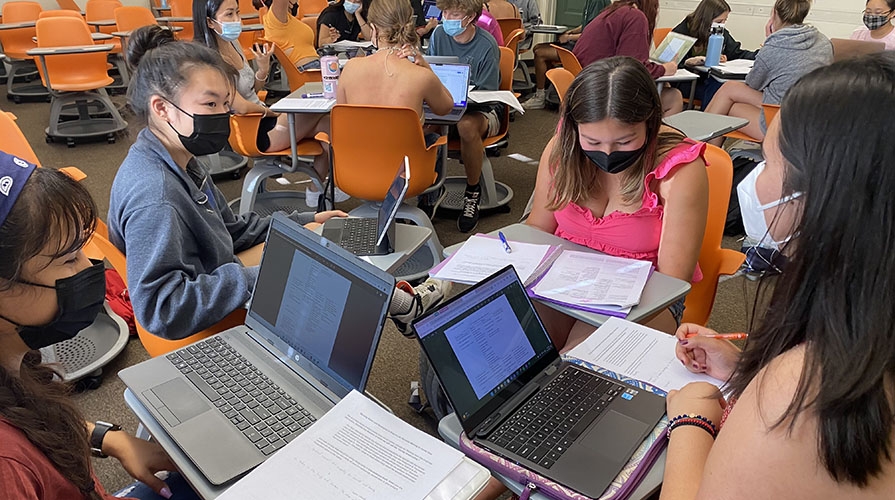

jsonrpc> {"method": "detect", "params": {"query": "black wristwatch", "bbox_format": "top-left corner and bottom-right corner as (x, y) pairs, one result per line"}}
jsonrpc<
(90, 421), (122, 458)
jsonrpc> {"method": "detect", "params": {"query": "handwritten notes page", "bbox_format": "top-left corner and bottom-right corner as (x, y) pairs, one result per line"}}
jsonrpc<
(431, 234), (555, 285)
(218, 391), (464, 500)
(531, 251), (651, 308)
(567, 317), (724, 393)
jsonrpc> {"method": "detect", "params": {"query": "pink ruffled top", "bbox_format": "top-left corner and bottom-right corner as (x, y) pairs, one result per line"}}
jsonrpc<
(553, 139), (705, 282)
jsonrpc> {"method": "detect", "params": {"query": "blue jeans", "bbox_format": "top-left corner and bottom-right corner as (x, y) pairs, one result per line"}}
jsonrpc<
(114, 472), (200, 500)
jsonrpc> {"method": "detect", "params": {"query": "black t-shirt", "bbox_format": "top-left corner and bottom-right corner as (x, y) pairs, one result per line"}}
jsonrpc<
(317, 4), (362, 42)
(410, 0), (425, 27)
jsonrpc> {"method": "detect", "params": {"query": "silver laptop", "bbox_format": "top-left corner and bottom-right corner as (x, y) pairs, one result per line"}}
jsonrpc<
(413, 266), (665, 498)
(322, 157), (409, 256)
(423, 62), (471, 122)
(650, 31), (697, 65)
(119, 214), (394, 485)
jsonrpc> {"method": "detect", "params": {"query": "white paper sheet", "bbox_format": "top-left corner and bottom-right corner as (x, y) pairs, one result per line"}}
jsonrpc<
(218, 391), (465, 500)
(468, 90), (524, 114)
(711, 59), (753, 74)
(567, 317), (724, 393)
(270, 97), (336, 113)
(531, 251), (651, 308)
(431, 234), (554, 285)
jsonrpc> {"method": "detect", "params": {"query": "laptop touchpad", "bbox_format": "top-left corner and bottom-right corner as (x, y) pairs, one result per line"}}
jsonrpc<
(580, 410), (648, 459)
(150, 379), (210, 426)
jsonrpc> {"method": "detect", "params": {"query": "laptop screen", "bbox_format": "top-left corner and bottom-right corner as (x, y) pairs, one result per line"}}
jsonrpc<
(376, 157), (410, 246)
(414, 266), (557, 429)
(246, 214), (393, 398)
(424, 0), (441, 19)
(431, 63), (470, 107)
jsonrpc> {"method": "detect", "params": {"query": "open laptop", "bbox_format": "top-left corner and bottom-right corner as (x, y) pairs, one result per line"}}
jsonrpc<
(650, 31), (697, 65)
(424, 62), (471, 122)
(119, 213), (394, 485)
(322, 157), (409, 256)
(413, 266), (665, 498)
(422, 0), (442, 19)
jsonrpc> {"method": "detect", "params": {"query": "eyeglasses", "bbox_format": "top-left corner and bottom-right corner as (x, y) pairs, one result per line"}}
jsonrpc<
(864, 9), (893, 15)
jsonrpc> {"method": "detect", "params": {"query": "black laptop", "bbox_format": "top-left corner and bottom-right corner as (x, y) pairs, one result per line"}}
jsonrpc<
(322, 157), (409, 256)
(413, 266), (665, 498)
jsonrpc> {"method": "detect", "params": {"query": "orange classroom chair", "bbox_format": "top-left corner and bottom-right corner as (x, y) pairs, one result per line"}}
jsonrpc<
(546, 67), (574, 103)
(38, 9), (83, 18)
(298, 0), (326, 18)
(55, 0), (83, 13)
(653, 27), (671, 47)
(723, 103), (781, 144)
(113, 5), (156, 32)
(496, 17), (522, 43)
(165, 0), (193, 40)
(85, 0), (127, 86)
(86, 220), (247, 357)
(30, 16), (127, 146)
(0, 1), (48, 102)
(551, 43), (582, 75)
(681, 144), (746, 325)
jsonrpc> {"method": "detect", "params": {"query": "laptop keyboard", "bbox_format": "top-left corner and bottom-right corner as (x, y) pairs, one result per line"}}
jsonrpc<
(167, 337), (316, 456)
(484, 367), (623, 469)
(338, 217), (379, 254)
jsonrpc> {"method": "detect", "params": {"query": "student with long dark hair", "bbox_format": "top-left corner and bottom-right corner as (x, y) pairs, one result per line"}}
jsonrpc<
(671, 0), (756, 104)
(192, 1), (340, 207)
(0, 162), (197, 500)
(316, 0), (373, 46)
(527, 56), (708, 350)
(662, 52), (895, 499)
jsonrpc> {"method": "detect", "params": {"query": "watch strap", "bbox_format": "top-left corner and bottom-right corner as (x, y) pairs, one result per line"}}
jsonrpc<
(90, 421), (121, 458)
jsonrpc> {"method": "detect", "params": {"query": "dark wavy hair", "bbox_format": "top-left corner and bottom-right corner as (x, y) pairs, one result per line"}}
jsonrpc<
(0, 167), (100, 499)
(729, 51), (895, 486)
(685, 0), (730, 52)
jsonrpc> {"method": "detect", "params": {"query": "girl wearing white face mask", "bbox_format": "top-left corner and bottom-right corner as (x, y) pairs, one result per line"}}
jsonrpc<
(193, 0), (345, 207)
(852, 0), (895, 50)
(316, 0), (373, 47)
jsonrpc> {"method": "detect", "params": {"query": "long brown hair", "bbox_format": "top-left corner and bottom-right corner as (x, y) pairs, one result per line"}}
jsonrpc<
(547, 57), (685, 210)
(601, 0), (659, 39)
(0, 167), (101, 499)
(686, 0), (731, 53)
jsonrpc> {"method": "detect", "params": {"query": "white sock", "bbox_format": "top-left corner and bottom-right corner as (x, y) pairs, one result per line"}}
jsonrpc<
(389, 288), (414, 316)
(535, 89), (546, 98)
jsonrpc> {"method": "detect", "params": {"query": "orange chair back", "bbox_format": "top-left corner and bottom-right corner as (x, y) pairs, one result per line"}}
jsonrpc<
(86, 220), (247, 357)
(229, 112), (324, 157)
(0, 2), (42, 58)
(167, 0), (194, 40)
(496, 17), (522, 42)
(762, 104), (780, 126)
(653, 27), (671, 47)
(114, 5), (157, 32)
(551, 43), (581, 75)
(39, 9), (82, 18)
(546, 67), (574, 103)
(330, 105), (439, 200)
(85, 0), (121, 30)
(298, 0), (327, 18)
(498, 45), (513, 92)
(504, 27), (524, 53)
(238, 0), (259, 20)
(681, 145), (746, 325)
(55, 0), (81, 12)
(36, 17), (114, 91)
(266, 39), (322, 91)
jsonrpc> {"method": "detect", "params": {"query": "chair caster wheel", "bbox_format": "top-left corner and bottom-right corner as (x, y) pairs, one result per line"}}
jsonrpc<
(45, 135), (53, 143)
(231, 172), (241, 180)
(107, 134), (116, 144)
(66, 138), (75, 148)
(74, 374), (103, 392)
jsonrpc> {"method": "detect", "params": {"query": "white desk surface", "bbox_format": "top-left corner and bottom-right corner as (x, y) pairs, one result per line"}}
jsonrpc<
(443, 223), (690, 328)
(656, 68), (698, 83)
(270, 84), (337, 113)
(438, 413), (665, 500)
(312, 222), (431, 275)
(663, 110), (749, 142)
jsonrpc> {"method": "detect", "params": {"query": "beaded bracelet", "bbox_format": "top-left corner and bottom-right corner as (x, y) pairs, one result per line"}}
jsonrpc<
(666, 414), (717, 439)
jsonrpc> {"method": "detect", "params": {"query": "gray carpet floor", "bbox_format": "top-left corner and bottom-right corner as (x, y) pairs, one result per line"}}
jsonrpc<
(5, 91), (756, 492)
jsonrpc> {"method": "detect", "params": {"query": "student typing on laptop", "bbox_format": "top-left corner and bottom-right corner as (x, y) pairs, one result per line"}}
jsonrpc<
(0, 160), (195, 500)
(426, 0), (502, 233)
(110, 29), (442, 343)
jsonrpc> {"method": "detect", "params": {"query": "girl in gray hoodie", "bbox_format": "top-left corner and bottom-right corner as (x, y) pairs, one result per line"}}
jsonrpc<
(704, 0), (832, 143)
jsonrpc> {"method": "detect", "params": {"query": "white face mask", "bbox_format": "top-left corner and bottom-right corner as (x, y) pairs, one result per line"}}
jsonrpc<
(736, 161), (802, 251)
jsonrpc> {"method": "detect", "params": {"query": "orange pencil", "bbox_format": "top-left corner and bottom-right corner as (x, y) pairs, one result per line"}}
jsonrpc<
(685, 332), (748, 340)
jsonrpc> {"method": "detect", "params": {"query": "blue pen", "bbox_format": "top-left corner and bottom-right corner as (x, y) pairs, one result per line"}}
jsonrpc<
(498, 231), (512, 254)
(301, 92), (324, 98)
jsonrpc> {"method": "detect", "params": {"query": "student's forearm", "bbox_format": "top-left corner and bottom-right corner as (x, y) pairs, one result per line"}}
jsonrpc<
(660, 426), (714, 500)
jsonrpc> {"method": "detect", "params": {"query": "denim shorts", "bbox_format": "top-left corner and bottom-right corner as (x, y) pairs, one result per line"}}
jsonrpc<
(668, 297), (686, 326)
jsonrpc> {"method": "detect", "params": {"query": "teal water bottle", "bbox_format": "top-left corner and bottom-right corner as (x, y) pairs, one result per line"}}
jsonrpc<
(705, 23), (724, 67)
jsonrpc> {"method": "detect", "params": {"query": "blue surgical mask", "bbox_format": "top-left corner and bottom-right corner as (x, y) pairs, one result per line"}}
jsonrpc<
(443, 18), (466, 37)
(343, 1), (360, 14)
(214, 19), (243, 41)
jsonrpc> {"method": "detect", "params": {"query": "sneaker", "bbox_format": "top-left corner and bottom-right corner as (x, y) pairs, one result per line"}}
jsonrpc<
(391, 278), (452, 337)
(458, 189), (480, 233)
(305, 186), (350, 209)
(523, 91), (546, 110)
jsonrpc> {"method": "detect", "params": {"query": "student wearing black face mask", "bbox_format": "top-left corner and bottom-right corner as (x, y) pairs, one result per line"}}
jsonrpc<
(109, 31), (347, 341)
(526, 57), (708, 351)
(0, 156), (202, 500)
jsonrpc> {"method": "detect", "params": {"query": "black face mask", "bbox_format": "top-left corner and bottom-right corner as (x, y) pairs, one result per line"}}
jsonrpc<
(165, 99), (231, 157)
(583, 141), (649, 174)
(289, 1), (298, 16)
(0, 260), (106, 350)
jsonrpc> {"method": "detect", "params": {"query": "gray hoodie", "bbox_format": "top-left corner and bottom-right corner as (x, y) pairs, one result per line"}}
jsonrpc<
(108, 128), (315, 340)
(746, 24), (833, 107)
